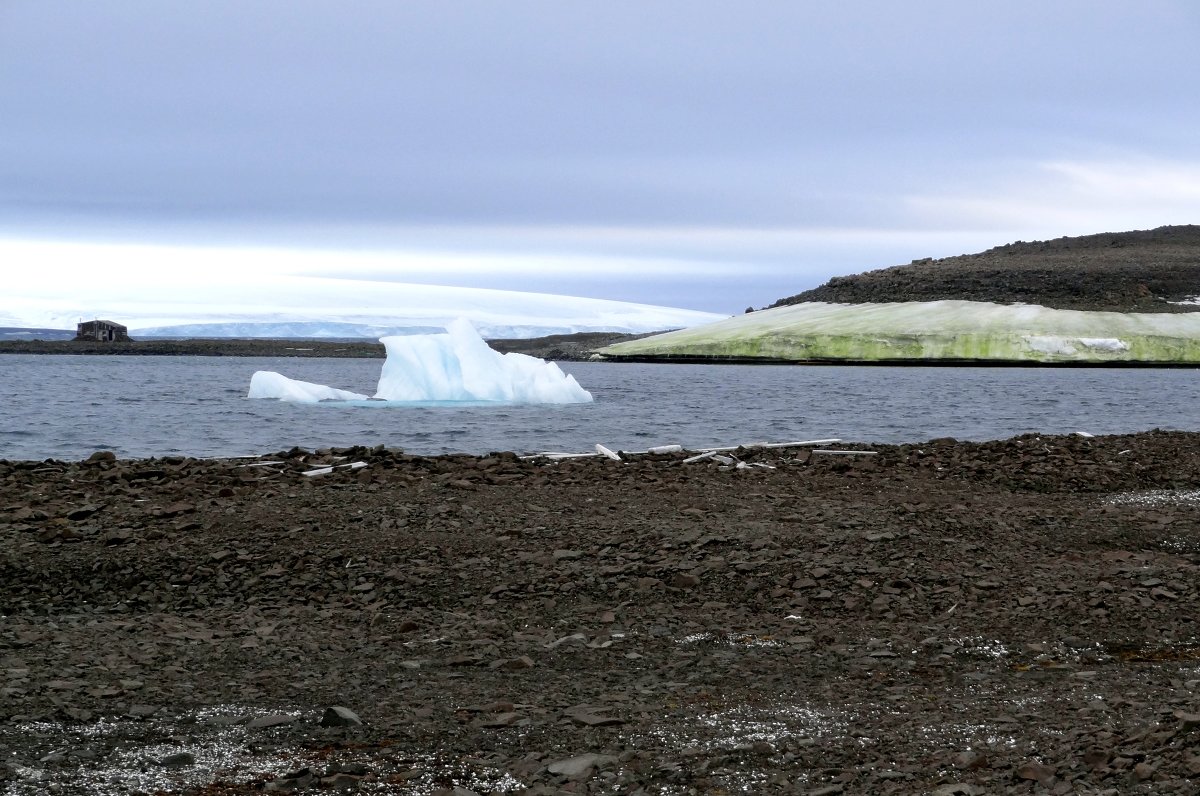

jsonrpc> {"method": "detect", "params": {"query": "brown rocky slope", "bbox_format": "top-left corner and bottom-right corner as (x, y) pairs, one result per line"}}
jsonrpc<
(771, 225), (1200, 313)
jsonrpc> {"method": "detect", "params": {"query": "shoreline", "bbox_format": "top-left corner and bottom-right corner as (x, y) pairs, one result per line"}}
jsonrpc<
(8, 337), (1200, 368)
(0, 331), (646, 361)
(0, 428), (1184, 465)
(3, 430), (1200, 791)
(597, 353), (1200, 367)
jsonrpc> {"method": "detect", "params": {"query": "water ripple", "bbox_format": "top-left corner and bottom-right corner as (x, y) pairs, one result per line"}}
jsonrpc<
(1, 355), (1199, 460)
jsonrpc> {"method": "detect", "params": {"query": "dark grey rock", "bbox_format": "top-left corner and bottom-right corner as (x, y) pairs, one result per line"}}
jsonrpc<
(159, 751), (196, 768)
(246, 713), (298, 730)
(265, 766), (317, 791)
(569, 712), (625, 727)
(547, 753), (617, 778)
(320, 706), (363, 727)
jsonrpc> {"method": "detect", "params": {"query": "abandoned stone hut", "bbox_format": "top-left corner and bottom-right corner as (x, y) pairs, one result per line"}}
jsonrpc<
(74, 319), (131, 342)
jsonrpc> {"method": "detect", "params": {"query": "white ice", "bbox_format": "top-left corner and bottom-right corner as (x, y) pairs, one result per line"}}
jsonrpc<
(247, 371), (368, 403)
(376, 319), (592, 402)
(1024, 336), (1080, 356)
(248, 319), (593, 404)
(9, 276), (726, 339)
(1077, 337), (1130, 352)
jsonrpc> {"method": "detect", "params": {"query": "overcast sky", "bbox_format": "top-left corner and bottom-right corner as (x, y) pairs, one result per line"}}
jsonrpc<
(3, 1), (1199, 319)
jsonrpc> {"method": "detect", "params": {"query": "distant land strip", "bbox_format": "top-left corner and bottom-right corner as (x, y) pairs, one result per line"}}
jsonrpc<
(0, 331), (645, 361)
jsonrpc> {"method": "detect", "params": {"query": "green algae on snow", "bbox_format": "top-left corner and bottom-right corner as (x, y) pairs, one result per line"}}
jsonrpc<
(598, 301), (1200, 364)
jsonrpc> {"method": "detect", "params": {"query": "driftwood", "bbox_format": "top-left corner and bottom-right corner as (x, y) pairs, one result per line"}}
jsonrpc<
(520, 438), (878, 464)
(595, 444), (622, 461)
(302, 461), (368, 477)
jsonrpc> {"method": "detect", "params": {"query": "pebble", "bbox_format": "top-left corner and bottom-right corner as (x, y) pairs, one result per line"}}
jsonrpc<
(546, 753), (617, 778)
(158, 751), (196, 768)
(1015, 760), (1056, 786)
(246, 713), (298, 730)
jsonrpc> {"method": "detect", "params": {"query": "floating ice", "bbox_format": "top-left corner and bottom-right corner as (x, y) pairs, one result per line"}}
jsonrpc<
(375, 319), (591, 402)
(247, 371), (368, 403)
(248, 319), (592, 405)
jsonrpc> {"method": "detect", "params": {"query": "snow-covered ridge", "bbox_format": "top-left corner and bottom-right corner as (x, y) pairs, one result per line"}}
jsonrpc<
(600, 300), (1200, 364)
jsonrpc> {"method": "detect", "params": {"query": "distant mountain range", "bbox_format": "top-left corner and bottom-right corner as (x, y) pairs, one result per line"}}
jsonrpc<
(0, 327), (74, 341)
(1, 319), (708, 342)
(128, 320), (674, 340)
(132, 321), (447, 339)
(2, 283), (728, 340)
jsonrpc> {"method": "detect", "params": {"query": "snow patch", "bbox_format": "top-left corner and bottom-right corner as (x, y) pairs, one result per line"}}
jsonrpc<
(1077, 338), (1129, 352)
(1025, 336), (1128, 355)
(1024, 336), (1077, 356)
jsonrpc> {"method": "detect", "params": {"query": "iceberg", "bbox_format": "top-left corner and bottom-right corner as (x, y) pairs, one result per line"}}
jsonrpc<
(376, 319), (592, 402)
(248, 319), (593, 404)
(248, 371), (369, 403)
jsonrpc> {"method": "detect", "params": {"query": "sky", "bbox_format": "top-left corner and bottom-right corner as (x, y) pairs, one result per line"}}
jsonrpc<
(3, 1), (1200, 326)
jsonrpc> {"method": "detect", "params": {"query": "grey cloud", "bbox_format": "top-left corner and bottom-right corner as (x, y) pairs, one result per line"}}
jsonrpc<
(2, 1), (1199, 313)
(4, 1), (1198, 228)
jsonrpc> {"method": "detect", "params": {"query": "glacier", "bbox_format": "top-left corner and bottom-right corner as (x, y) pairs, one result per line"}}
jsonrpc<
(249, 319), (592, 404)
(9, 279), (726, 340)
(599, 300), (1200, 364)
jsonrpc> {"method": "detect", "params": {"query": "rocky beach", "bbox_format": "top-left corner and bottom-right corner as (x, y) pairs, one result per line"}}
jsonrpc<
(3, 432), (1200, 794)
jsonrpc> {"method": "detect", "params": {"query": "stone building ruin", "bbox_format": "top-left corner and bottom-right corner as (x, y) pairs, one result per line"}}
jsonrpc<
(74, 319), (130, 342)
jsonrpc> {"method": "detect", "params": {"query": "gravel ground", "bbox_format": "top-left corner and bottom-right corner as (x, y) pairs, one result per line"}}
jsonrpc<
(3, 432), (1200, 794)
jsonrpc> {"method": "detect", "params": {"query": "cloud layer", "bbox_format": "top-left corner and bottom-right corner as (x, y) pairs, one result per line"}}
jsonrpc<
(2, 2), (1198, 312)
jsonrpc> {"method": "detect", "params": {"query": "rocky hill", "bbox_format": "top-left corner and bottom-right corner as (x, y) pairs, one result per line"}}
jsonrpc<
(771, 225), (1200, 312)
(600, 225), (1200, 365)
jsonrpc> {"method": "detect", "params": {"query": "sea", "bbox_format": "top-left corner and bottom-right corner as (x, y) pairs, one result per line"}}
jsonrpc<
(2, 354), (1199, 461)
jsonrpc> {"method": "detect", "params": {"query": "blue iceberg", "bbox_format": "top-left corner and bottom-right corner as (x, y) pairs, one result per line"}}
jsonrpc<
(248, 319), (593, 404)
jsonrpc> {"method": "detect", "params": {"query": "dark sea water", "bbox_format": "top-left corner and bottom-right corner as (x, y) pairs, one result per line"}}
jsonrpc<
(1, 354), (1198, 461)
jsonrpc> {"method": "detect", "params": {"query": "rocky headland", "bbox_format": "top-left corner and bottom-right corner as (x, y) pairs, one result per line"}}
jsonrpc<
(600, 226), (1200, 365)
